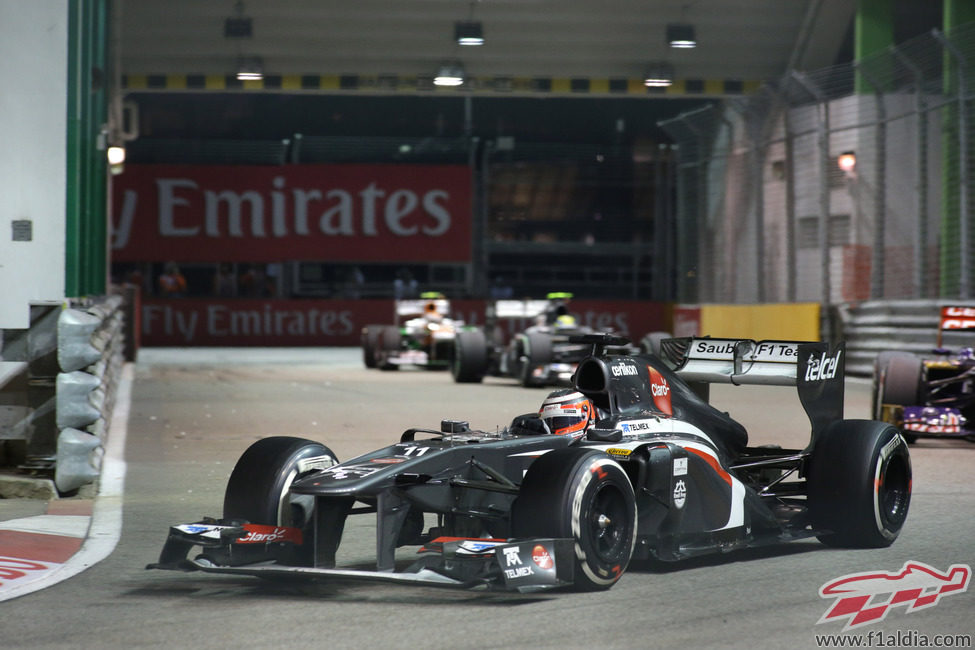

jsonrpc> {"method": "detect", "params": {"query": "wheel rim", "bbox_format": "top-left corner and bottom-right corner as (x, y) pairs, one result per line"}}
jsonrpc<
(877, 452), (910, 528)
(275, 467), (315, 528)
(587, 484), (629, 562)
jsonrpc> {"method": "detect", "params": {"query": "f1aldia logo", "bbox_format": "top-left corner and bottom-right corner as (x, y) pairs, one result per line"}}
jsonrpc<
(818, 561), (971, 630)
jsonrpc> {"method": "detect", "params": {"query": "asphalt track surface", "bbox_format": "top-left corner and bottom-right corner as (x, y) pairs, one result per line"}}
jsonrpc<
(2, 347), (973, 649)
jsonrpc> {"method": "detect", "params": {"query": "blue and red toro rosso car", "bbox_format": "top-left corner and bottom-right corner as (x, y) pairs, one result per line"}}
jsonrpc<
(873, 305), (975, 443)
(149, 335), (911, 592)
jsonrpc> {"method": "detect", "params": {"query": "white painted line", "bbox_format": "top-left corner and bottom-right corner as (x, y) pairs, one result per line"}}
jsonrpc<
(0, 515), (90, 538)
(0, 363), (131, 602)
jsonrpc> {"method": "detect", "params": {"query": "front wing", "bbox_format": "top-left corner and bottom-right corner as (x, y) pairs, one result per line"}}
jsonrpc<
(147, 521), (575, 592)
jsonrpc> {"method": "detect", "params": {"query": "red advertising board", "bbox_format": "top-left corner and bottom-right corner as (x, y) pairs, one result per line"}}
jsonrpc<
(111, 164), (472, 263)
(139, 299), (671, 347)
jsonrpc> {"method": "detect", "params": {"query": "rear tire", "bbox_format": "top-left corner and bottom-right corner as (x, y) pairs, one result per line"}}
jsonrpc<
(808, 420), (911, 548)
(519, 331), (553, 387)
(640, 331), (672, 357)
(452, 328), (488, 383)
(511, 448), (636, 591)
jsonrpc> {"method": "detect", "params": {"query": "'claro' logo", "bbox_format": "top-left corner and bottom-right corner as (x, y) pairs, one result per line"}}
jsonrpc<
(804, 349), (842, 382)
(238, 527), (290, 543)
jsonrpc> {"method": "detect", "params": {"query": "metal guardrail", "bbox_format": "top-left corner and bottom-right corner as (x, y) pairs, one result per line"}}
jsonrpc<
(837, 300), (975, 377)
(0, 292), (129, 494)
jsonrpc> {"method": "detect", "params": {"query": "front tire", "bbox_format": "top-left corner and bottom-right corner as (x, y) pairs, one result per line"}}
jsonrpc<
(808, 420), (912, 548)
(511, 448), (637, 590)
(378, 325), (401, 370)
(223, 436), (338, 529)
(361, 325), (381, 368)
(874, 352), (922, 443)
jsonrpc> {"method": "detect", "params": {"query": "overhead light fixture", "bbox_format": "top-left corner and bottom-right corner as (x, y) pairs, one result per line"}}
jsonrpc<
(644, 62), (674, 87)
(455, 20), (484, 46)
(434, 62), (465, 87)
(236, 56), (263, 81)
(667, 23), (696, 49)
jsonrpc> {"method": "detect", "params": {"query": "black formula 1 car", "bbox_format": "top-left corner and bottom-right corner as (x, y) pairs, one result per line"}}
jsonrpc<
(149, 335), (912, 592)
(451, 294), (633, 387)
(361, 293), (462, 370)
(873, 305), (975, 443)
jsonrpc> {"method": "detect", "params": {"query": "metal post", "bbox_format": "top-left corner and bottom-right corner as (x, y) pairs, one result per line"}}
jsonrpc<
(679, 116), (707, 304)
(768, 85), (798, 302)
(935, 30), (971, 298)
(728, 100), (766, 303)
(791, 71), (832, 309)
(891, 46), (929, 298)
(854, 62), (888, 299)
(472, 138), (491, 298)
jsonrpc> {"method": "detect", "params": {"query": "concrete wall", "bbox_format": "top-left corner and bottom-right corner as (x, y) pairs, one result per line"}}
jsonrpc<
(0, 0), (68, 329)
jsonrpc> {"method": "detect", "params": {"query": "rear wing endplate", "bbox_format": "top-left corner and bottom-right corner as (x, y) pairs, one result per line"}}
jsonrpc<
(938, 305), (975, 346)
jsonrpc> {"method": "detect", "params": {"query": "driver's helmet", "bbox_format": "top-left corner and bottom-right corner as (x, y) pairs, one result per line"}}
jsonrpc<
(423, 300), (442, 322)
(539, 389), (595, 438)
(555, 313), (576, 328)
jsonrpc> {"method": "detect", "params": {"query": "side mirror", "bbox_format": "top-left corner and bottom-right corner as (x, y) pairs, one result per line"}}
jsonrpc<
(587, 427), (622, 443)
(509, 414), (549, 436)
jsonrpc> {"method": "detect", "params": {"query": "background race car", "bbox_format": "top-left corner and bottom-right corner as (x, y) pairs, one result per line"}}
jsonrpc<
(451, 293), (637, 387)
(361, 293), (462, 370)
(149, 334), (911, 593)
(872, 305), (975, 443)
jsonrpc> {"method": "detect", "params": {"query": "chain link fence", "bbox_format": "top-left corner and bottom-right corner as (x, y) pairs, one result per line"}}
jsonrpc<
(660, 23), (975, 307)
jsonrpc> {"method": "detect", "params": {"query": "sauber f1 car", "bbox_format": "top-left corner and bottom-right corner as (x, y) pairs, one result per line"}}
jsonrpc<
(361, 293), (461, 370)
(451, 293), (634, 387)
(873, 305), (975, 443)
(149, 335), (912, 592)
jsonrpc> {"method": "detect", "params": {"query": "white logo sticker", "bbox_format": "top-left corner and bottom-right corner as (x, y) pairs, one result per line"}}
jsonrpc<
(673, 480), (687, 508)
(503, 547), (523, 567)
(673, 457), (688, 476)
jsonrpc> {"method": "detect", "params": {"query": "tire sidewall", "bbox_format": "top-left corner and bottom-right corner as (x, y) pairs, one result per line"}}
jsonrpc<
(223, 437), (336, 527)
(809, 420), (911, 547)
(564, 454), (637, 589)
(452, 328), (487, 382)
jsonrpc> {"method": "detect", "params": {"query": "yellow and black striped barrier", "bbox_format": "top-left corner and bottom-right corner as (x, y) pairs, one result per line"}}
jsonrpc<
(123, 74), (761, 97)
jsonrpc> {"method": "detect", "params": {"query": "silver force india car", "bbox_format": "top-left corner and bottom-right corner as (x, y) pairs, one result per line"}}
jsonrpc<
(873, 305), (975, 443)
(361, 293), (462, 370)
(149, 335), (912, 592)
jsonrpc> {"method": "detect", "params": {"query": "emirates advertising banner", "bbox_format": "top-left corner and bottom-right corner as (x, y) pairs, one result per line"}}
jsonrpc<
(140, 299), (670, 347)
(111, 164), (472, 263)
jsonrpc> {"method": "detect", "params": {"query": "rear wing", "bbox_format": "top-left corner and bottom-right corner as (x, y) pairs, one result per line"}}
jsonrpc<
(938, 305), (975, 346)
(659, 336), (846, 439)
(487, 299), (551, 320)
(395, 298), (451, 320)
(663, 338), (804, 387)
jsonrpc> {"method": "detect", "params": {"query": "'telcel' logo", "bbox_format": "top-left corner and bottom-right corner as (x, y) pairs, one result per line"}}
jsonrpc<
(818, 561), (971, 630)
